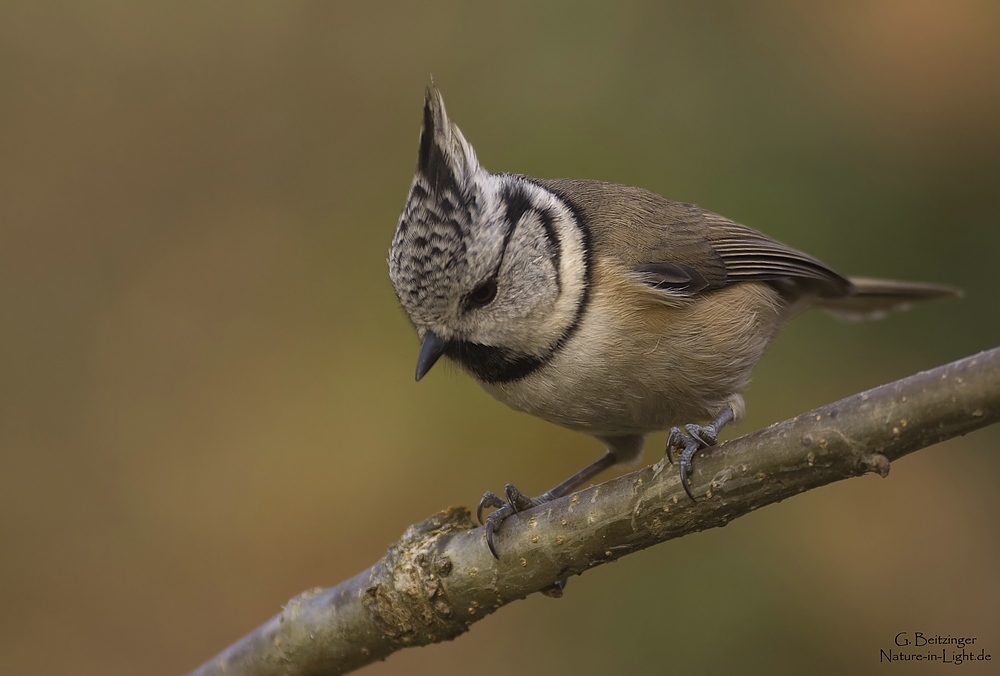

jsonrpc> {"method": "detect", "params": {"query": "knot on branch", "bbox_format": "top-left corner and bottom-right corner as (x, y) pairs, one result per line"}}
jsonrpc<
(362, 507), (476, 648)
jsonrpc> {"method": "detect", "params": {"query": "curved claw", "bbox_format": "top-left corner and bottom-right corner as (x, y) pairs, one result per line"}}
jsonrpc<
(477, 491), (505, 525)
(484, 505), (514, 559)
(480, 483), (550, 558)
(685, 422), (717, 447)
(679, 458), (696, 501)
(670, 424), (714, 502)
(686, 428), (709, 448)
(485, 518), (500, 559)
(666, 407), (735, 502)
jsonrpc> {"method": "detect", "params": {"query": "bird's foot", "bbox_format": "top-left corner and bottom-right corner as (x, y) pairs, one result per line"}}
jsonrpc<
(540, 578), (568, 598)
(477, 483), (551, 559)
(666, 423), (720, 501)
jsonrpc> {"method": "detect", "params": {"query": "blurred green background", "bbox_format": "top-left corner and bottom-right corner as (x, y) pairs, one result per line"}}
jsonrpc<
(2, 2), (998, 675)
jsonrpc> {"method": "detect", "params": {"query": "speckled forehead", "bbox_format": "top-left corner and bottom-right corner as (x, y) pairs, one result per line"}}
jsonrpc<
(388, 85), (514, 327)
(389, 176), (507, 324)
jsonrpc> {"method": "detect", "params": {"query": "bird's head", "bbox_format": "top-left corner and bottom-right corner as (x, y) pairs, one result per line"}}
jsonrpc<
(388, 87), (588, 384)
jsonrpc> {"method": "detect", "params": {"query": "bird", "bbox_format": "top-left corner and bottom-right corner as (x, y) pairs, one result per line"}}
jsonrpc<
(387, 85), (960, 558)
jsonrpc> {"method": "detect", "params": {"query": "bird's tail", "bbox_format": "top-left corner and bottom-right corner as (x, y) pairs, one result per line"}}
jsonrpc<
(817, 277), (962, 322)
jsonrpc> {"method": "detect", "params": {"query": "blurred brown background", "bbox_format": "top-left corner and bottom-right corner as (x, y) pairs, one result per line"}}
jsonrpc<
(2, 2), (998, 675)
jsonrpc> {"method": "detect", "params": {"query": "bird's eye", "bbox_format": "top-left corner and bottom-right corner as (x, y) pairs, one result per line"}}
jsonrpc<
(469, 280), (498, 306)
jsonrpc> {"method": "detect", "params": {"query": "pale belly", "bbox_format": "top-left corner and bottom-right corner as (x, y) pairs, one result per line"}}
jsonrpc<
(482, 280), (786, 437)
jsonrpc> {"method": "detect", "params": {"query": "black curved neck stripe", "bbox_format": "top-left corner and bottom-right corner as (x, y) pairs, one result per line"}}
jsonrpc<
(444, 179), (593, 384)
(443, 341), (545, 383)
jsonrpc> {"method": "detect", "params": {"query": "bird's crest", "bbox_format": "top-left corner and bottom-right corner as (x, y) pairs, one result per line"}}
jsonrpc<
(416, 85), (481, 196)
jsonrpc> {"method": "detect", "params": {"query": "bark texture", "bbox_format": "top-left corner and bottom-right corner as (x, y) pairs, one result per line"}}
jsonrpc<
(189, 347), (1000, 676)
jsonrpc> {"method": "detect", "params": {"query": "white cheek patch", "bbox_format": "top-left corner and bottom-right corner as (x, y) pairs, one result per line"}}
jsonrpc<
(499, 220), (558, 307)
(482, 181), (588, 355)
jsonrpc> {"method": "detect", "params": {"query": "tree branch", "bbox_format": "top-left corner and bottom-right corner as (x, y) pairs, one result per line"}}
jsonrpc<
(189, 347), (1000, 676)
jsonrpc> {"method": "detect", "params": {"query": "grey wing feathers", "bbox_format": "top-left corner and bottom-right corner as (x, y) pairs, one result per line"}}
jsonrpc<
(540, 178), (959, 316)
(702, 212), (853, 297)
(541, 178), (853, 298)
(700, 213), (960, 316)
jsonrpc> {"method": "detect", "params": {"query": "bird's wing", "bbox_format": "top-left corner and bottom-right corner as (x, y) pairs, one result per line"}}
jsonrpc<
(540, 178), (851, 299)
(696, 209), (852, 297)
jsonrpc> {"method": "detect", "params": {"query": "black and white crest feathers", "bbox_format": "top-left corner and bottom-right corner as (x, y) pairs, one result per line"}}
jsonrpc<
(416, 87), (479, 197)
(388, 87), (591, 384)
(389, 87), (573, 335)
(388, 87), (493, 328)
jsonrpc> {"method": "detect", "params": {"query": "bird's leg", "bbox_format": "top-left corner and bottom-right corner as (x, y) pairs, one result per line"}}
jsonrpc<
(666, 405), (736, 501)
(477, 449), (617, 559)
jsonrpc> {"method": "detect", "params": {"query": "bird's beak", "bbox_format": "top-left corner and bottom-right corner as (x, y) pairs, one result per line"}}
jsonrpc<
(415, 331), (447, 381)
